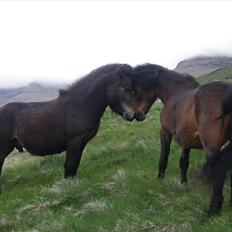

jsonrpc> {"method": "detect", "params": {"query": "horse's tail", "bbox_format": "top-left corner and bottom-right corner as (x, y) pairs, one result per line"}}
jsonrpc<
(215, 91), (232, 142)
(203, 142), (232, 184)
(216, 91), (232, 120)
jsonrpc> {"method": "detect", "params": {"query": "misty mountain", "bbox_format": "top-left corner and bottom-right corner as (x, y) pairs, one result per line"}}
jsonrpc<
(175, 56), (232, 77)
(0, 82), (60, 106)
(2, 56), (232, 106)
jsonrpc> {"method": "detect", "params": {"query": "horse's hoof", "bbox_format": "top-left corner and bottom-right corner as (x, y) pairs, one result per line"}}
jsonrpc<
(207, 207), (221, 216)
(181, 179), (187, 184)
(157, 173), (164, 179)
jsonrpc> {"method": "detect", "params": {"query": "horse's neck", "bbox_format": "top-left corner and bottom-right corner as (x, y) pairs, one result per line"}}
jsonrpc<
(72, 76), (110, 119)
(156, 84), (180, 104)
(156, 74), (196, 105)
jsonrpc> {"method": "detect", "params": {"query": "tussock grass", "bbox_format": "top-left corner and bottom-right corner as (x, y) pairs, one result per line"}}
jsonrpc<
(1, 104), (232, 231)
(103, 169), (126, 191)
(19, 200), (61, 213)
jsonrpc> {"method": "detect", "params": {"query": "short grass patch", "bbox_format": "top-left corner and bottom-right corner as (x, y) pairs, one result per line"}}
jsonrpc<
(1, 104), (232, 232)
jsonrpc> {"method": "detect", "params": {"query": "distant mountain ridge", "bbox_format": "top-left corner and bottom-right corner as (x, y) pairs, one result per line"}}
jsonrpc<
(0, 82), (60, 106)
(175, 56), (232, 77)
(2, 56), (232, 106)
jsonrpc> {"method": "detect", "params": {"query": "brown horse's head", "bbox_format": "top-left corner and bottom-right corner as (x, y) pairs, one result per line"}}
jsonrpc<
(106, 65), (136, 121)
(133, 86), (157, 121)
(118, 64), (157, 121)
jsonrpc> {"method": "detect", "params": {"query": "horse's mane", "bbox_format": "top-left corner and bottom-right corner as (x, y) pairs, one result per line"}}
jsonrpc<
(133, 63), (200, 89)
(134, 63), (167, 73)
(59, 64), (122, 96)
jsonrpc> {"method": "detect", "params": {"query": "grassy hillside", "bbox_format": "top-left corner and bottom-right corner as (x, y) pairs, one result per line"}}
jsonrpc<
(198, 66), (232, 84)
(1, 104), (232, 232)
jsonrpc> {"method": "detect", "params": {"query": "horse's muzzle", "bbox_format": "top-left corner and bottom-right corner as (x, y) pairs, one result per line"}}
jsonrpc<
(123, 112), (135, 121)
(135, 112), (146, 121)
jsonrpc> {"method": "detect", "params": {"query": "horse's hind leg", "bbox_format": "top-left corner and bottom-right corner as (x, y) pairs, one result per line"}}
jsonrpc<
(0, 145), (14, 193)
(229, 173), (232, 205)
(157, 129), (172, 179)
(179, 148), (191, 184)
(208, 173), (226, 215)
(0, 156), (6, 194)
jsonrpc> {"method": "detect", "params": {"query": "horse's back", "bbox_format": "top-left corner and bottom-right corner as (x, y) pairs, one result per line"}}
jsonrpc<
(195, 81), (232, 114)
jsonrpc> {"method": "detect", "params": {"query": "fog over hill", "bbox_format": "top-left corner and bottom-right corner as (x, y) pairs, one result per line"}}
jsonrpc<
(175, 56), (232, 77)
(2, 55), (232, 105)
(0, 82), (60, 106)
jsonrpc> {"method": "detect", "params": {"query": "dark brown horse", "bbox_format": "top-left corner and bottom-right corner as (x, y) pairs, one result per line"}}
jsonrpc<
(0, 64), (136, 182)
(119, 63), (232, 214)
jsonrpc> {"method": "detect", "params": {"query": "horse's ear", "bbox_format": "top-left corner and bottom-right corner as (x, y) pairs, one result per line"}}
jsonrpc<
(118, 64), (134, 90)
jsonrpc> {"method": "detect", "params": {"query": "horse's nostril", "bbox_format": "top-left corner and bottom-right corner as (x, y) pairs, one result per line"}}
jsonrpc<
(123, 112), (134, 121)
(136, 112), (146, 121)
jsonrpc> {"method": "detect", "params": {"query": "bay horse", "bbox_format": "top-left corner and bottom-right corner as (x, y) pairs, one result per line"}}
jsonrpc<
(119, 63), (232, 214)
(0, 64), (136, 183)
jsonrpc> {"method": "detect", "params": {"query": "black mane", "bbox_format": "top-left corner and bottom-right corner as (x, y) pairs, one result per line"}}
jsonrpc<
(134, 63), (167, 73)
(133, 63), (200, 89)
(59, 63), (123, 96)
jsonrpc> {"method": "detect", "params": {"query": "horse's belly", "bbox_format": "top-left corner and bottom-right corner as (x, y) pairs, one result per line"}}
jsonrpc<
(16, 132), (66, 156)
(23, 142), (66, 156)
(174, 130), (202, 149)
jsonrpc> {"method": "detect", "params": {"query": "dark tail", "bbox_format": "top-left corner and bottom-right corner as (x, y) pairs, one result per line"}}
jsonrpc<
(203, 143), (232, 183)
(219, 91), (232, 147)
(216, 91), (232, 120)
(204, 91), (232, 182)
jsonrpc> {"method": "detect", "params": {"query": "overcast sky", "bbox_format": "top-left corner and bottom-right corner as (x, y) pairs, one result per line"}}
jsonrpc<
(0, 1), (232, 88)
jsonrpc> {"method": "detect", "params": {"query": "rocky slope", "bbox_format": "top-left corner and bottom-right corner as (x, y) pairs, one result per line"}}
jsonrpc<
(175, 56), (232, 77)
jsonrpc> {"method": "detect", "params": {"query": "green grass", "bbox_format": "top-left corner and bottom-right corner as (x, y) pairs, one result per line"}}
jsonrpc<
(1, 104), (232, 232)
(198, 66), (232, 84)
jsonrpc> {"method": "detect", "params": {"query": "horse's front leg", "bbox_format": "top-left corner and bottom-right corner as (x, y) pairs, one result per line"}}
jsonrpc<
(179, 148), (191, 184)
(0, 145), (14, 193)
(64, 137), (87, 179)
(157, 128), (172, 179)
